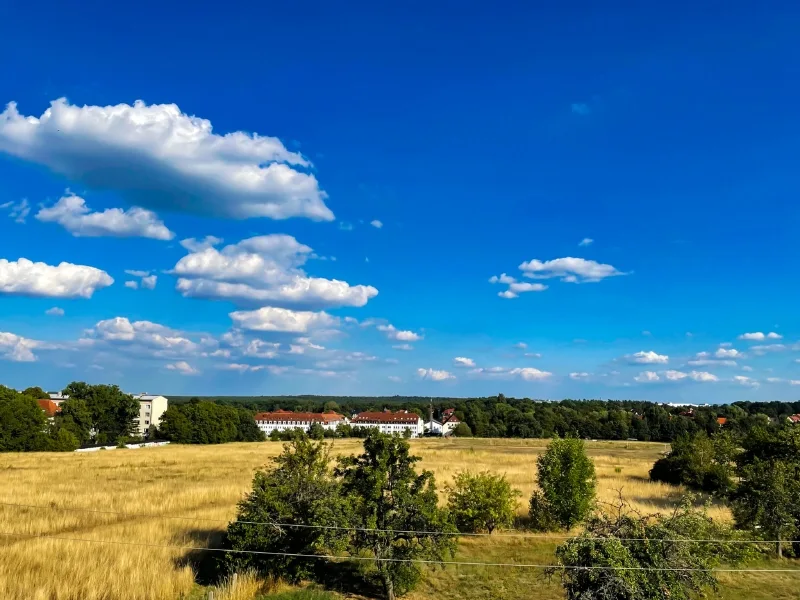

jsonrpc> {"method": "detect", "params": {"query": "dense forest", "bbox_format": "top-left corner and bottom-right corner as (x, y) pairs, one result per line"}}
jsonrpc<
(168, 394), (800, 443)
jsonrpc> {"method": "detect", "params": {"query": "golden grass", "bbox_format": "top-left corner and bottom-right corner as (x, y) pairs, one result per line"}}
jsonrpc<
(0, 438), (731, 599)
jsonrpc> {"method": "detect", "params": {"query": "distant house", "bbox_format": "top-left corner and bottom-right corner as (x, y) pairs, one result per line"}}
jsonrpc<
(131, 394), (169, 437)
(254, 410), (346, 436)
(787, 414), (800, 424)
(440, 408), (461, 435)
(37, 399), (61, 420)
(716, 417), (728, 426)
(351, 410), (423, 438)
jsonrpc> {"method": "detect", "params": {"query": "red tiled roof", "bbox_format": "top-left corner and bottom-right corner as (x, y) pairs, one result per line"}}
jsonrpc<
(352, 410), (421, 424)
(788, 414), (800, 424)
(441, 408), (460, 424)
(254, 410), (344, 424)
(37, 399), (60, 417)
(716, 417), (728, 425)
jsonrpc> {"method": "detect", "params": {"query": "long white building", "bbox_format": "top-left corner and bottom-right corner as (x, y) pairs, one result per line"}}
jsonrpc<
(132, 394), (169, 436)
(350, 410), (424, 438)
(254, 410), (346, 436)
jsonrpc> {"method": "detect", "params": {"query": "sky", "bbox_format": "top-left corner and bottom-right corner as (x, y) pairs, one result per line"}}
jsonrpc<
(1, 1), (799, 403)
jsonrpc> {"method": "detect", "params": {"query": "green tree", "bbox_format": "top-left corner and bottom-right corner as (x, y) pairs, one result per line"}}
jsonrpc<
(323, 401), (340, 412)
(308, 422), (325, 440)
(55, 398), (93, 445)
(63, 382), (139, 442)
(0, 392), (49, 451)
(446, 471), (521, 533)
(48, 426), (80, 451)
(220, 436), (348, 582)
(236, 408), (265, 442)
(551, 496), (753, 599)
(531, 436), (596, 530)
(158, 405), (193, 442)
(336, 433), (457, 600)
(452, 422), (472, 437)
(649, 432), (736, 494)
(22, 386), (47, 400)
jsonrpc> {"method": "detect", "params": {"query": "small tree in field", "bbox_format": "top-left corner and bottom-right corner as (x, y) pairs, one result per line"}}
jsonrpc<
(446, 471), (521, 533)
(452, 422), (472, 437)
(531, 437), (596, 530)
(336, 432), (457, 600)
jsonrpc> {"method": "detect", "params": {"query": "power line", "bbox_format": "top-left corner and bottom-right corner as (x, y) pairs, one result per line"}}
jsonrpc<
(0, 500), (791, 544)
(2, 530), (799, 573)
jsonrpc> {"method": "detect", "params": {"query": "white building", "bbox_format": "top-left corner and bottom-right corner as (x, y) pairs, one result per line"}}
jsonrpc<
(47, 393), (69, 406)
(132, 394), (169, 437)
(424, 408), (461, 436)
(351, 410), (424, 438)
(254, 410), (346, 436)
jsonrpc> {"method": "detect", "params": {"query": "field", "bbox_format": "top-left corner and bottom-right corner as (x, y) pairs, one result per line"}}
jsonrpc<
(1, 438), (798, 600)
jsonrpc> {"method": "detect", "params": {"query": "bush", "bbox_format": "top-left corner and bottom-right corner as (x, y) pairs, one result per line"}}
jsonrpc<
(531, 437), (596, 530)
(528, 490), (558, 532)
(649, 432), (735, 494)
(446, 471), (521, 533)
(452, 423), (472, 437)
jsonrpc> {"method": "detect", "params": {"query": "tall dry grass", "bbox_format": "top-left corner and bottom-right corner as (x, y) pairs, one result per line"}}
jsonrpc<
(0, 438), (713, 600)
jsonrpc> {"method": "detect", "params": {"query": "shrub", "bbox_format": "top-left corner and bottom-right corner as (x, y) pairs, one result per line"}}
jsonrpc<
(446, 471), (521, 533)
(528, 490), (558, 532)
(452, 423), (472, 437)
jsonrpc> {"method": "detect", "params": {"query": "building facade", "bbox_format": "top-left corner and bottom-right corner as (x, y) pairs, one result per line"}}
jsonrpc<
(132, 394), (169, 436)
(351, 410), (424, 438)
(254, 410), (346, 436)
(424, 408), (461, 436)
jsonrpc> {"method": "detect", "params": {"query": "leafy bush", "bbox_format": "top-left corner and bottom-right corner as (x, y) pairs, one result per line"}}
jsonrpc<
(452, 422), (472, 437)
(528, 490), (558, 532)
(446, 471), (521, 533)
(649, 432), (736, 494)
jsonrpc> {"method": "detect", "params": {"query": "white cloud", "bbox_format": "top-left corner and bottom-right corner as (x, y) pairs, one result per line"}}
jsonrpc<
(84, 317), (200, 358)
(388, 375), (402, 383)
(514, 342), (527, 349)
(45, 307), (64, 316)
(687, 359), (737, 367)
(469, 366), (552, 381)
(35, 193), (174, 240)
(750, 344), (787, 354)
(392, 344), (414, 351)
(166, 361), (200, 375)
(0, 331), (46, 362)
(377, 323), (422, 342)
(519, 257), (625, 283)
(0, 258), (113, 298)
(792, 380), (800, 386)
(578, 238), (593, 247)
(634, 371), (660, 383)
(453, 357), (475, 368)
(180, 236), (223, 252)
(370, 220), (383, 229)
(490, 272), (548, 298)
(229, 306), (337, 333)
(1, 198), (30, 223)
(741, 365), (754, 372)
(664, 370), (719, 383)
(570, 372), (590, 380)
(524, 352), (543, 358)
(489, 273), (516, 285)
(125, 270), (149, 277)
(625, 350), (669, 365)
(738, 332), (782, 341)
(417, 368), (455, 381)
(173, 234), (377, 309)
(124, 281), (138, 289)
(141, 275), (157, 290)
(0, 99), (333, 221)
(733, 375), (759, 388)
(715, 347), (743, 358)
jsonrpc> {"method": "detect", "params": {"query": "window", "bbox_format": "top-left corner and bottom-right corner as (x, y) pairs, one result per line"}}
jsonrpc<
(145, 420), (150, 425)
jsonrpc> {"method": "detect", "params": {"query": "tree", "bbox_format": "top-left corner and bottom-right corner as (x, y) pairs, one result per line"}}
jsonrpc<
(22, 386), (47, 400)
(0, 392), (49, 451)
(55, 399), (93, 446)
(531, 436), (596, 530)
(48, 426), (80, 451)
(446, 471), (521, 533)
(235, 408), (265, 442)
(220, 436), (348, 582)
(308, 422), (325, 440)
(649, 432), (736, 494)
(550, 496), (753, 600)
(336, 433), (457, 600)
(452, 422), (472, 437)
(63, 382), (139, 442)
(323, 401), (340, 412)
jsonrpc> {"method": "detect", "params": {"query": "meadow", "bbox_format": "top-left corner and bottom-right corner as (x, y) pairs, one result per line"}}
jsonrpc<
(0, 438), (797, 600)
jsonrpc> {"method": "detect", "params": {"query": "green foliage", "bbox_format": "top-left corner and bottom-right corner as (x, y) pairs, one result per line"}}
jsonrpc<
(21, 386), (47, 400)
(63, 382), (139, 442)
(308, 422), (325, 440)
(158, 401), (264, 444)
(220, 437), (349, 582)
(649, 432), (736, 494)
(55, 398), (93, 446)
(446, 471), (521, 533)
(0, 390), (50, 451)
(452, 422), (472, 437)
(48, 426), (80, 451)
(528, 491), (558, 532)
(531, 437), (596, 530)
(550, 496), (754, 600)
(336, 432), (457, 599)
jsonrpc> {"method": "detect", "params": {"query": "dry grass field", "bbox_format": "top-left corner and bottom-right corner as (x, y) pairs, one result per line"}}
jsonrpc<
(0, 438), (797, 600)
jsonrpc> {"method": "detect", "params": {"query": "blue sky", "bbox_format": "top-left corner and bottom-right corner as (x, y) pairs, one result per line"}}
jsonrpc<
(1, 1), (799, 402)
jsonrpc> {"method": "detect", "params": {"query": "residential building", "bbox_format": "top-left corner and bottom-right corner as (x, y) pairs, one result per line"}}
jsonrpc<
(47, 393), (69, 406)
(787, 414), (800, 424)
(37, 399), (60, 421)
(425, 408), (461, 436)
(132, 394), (169, 437)
(254, 410), (346, 436)
(351, 410), (424, 438)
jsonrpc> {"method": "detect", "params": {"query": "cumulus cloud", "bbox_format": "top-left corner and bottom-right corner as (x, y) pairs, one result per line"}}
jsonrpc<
(625, 350), (669, 365)
(514, 342), (527, 349)
(489, 273), (548, 298)
(0, 331), (48, 362)
(578, 238), (594, 247)
(388, 375), (402, 383)
(376, 323), (422, 342)
(570, 372), (591, 380)
(45, 307), (64, 316)
(519, 257), (625, 283)
(634, 371), (660, 383)
(738, 332), (782, 341)
(35, 193), (174, 240)
(733, 375), (759, 388)
(370, 220), (383, 229)
(453, 357), (475, 368)
(0, 99), (333, 221)
(750, 344), (787, 354)
(229, 306), (337, 333)
(715, 347), (743, 358)
(82, 317), (201, 359)
(664, 370), (719, 383)
(166, 361), (200, 375)
(687, 358), (737, 367)
(173, 234), (377, 309)
(124, 270), (157, 290)
(0, 258), (113, 298)
(417, 368), (455, 381)
(1, 198), (30, 223)
(469, 366), (552, 381)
